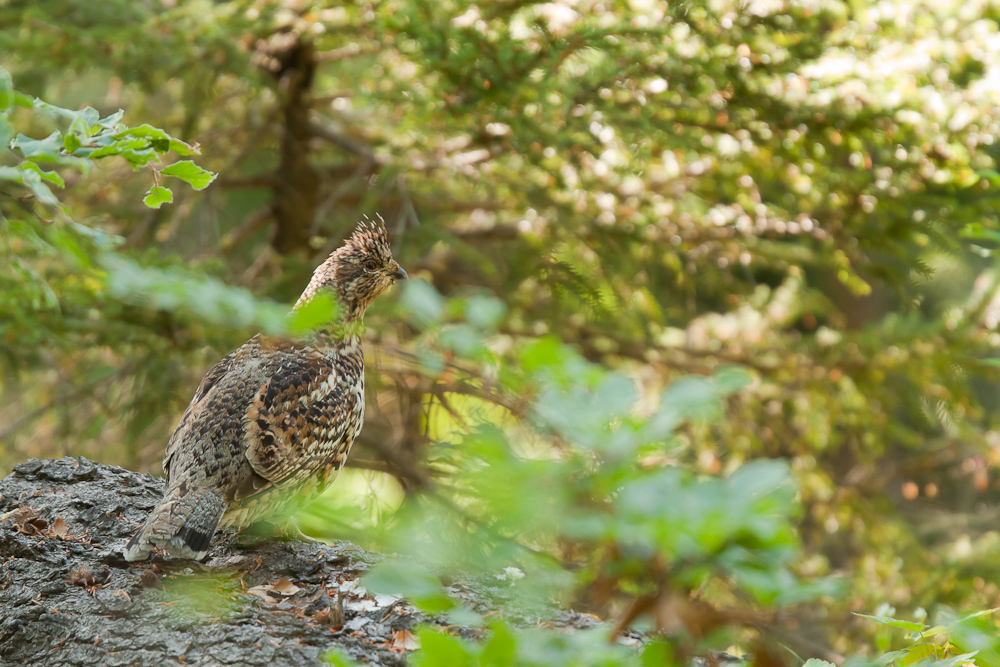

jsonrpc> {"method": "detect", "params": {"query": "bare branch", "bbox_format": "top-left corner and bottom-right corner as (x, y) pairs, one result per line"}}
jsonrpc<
(215, 174), (278, 189)
(314, 43), (380, 63)
(307, 119), (378, 160)
(220, 207), (274, 255)
(0, 363), (136, 442)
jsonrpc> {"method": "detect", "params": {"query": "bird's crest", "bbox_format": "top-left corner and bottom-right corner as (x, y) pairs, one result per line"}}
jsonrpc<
(340, 214), (392, 262)
(294, 214), (402, 321)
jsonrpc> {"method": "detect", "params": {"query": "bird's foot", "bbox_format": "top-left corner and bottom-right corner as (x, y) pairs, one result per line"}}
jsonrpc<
(231, 524), (272, 549)
(230, 519), (326, 548)
(276, 519), (324, 545)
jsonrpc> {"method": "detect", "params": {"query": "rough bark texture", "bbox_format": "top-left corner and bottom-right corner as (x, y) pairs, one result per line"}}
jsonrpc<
(0, 457), (600, 667)
(270, 33), (319, 255)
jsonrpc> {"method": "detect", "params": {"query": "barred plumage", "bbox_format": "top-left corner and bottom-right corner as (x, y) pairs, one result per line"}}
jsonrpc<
(123, 218), (406, 562)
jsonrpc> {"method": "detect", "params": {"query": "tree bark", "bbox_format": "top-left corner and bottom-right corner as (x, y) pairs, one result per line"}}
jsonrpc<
(268, 33), (320, 255)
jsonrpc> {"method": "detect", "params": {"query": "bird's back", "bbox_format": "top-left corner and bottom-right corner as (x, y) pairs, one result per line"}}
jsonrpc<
(123, 216), (404, 562)
(124, 333), (365, 561)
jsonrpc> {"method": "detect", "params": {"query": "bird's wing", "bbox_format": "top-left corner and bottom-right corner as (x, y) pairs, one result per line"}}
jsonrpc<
(162, 348), (237, 479)
(235, 344), (360, 501)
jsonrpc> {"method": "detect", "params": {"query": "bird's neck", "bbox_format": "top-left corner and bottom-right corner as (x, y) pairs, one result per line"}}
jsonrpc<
(313, 318), (365, 343)
(292, 288), (366, 343)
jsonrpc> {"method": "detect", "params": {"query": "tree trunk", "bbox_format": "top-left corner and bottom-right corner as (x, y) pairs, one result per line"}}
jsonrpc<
(270, 33), (319, 255)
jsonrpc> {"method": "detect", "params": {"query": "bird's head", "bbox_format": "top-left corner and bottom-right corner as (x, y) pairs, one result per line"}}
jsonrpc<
(295, 216), (407, 322)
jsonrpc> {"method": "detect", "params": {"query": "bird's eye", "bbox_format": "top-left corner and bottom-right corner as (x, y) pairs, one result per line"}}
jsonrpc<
(364, 260), (377, 271)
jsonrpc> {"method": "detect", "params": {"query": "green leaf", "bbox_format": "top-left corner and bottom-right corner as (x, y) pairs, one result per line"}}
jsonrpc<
(12, 91), (33, 108)
(20, 168), (61, 207)
(117, 124), (198, 156)
(143, 185), (174, 209)
(0, 165), (23, 184)
(652, 375), (721, 427)
(67, 114), (94, 143)
(30, 98), (76, 119)
(954, 607), (1000, 623)
(400, 280), (445, 326)
(86, 136), (160, 164)
(0, 115), (13, 148)
(20, 163), (65, 188)
(928, 653), (979, 667)
(901, 644), (938, 665)
(364, 559), (456, 613)
(976, 169), (1000, 186)
(0, 67), (13, 112)
(728, 459), (793, 500)
(876, 649), (911, 666)
(412, 629), (475, 667)
(465, 294), (507, 330)
(63, 133), (82, 153)
(322, 648), (361, 666)
(520, 336), (571, 372)
(98, 109), (125, 130)
(480, 621), (516, 667)
(10, 131), (64, 160)
(31, 100), (100, 128)
(289, 290), (338, 333)
(102, 255), (288, 333)
(641, 642), (674, 667)
(438, 323), (483, 356)
(961, 223), (1000, 246)
(160, 159), (216, 189)
(713, 365), (754, 395)
(854, 613), (927, 632)
(803, 660), (836, 667)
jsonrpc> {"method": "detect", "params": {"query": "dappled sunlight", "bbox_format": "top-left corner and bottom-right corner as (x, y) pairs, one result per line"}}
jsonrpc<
(7, 0), (1000, 663)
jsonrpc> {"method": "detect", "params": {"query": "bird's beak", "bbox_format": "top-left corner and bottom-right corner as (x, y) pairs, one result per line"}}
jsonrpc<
(390, 266), (408, 281)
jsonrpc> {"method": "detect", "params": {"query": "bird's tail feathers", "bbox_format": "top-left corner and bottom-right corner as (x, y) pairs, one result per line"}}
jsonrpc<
(123, 486), (226, 562)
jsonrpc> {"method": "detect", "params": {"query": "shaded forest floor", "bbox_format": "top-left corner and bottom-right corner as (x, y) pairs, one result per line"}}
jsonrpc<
(0, 457), (605, 667)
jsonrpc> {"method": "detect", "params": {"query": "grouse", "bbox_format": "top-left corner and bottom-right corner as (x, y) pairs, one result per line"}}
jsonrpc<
(123, 218), (407, 561)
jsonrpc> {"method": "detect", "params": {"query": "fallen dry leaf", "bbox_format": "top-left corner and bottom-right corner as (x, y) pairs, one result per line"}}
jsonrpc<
(20, 517), (47, 535)
(1, 505), (38, 524)
(246, 585), (279, 604)
(49, 517), (69, 537)
(68, 566), (97, 588)
(313, 606), (332, 625)
(246, 579), (301, 605)
(271, 578), (300, 595)
(6, 505), (49, 536)
(139, 570), (161, 589)
(393, 630), (420, 651)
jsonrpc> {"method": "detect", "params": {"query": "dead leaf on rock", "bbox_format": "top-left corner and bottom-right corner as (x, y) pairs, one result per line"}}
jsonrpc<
(3, 505), (49, 535)
(68, 566), (97, 588)
(246, 585), (278, 604)
(393, 630), (420, 651)
(0, 504), (38, 524)
(1, 507), (75, 540)
(139, 570), (161, 589)
(21, 516), (48, 536)
(49, 517), (69, 537)
(271, 578), (300, 595)
(373, 593), (400, 608)
(246, 578), (301, 605)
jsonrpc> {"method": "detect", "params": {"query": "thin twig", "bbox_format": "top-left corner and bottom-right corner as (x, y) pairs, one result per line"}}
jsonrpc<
(0, 362), (136, 442)
(220, 206), (274, 255)
(307, 119), (377, 160)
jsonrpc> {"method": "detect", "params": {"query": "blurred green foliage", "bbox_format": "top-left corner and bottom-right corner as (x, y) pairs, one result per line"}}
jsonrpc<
(6, 0), (1000, 663)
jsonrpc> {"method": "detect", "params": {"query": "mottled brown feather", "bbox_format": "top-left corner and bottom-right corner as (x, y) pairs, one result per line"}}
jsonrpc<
(123, 217), (405, 561)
